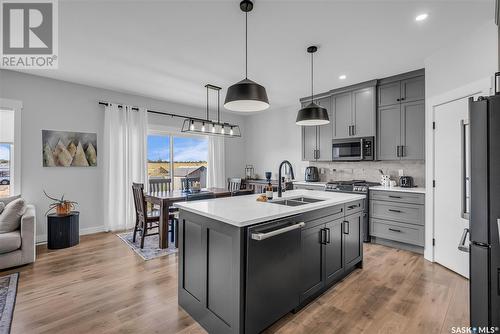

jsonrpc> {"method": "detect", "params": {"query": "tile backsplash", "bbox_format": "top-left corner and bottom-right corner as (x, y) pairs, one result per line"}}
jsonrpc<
(310, 160), (425, 187)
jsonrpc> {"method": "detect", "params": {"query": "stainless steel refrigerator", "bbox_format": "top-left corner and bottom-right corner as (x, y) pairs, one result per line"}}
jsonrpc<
(467, 95), (500, 327)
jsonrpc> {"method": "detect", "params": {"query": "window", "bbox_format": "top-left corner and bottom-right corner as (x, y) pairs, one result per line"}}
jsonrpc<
(173, 136), (208, 190)
(0, 108), (17, 198)
(0, 144), (11, 197)
(147, 133), (208, 191)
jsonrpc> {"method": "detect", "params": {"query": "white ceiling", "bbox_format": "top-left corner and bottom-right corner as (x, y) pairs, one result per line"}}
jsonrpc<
(19, 0), (494, 112)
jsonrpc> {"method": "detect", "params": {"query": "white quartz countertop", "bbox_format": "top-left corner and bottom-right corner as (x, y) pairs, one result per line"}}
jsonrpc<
(292, 181), (327, 187)
(174, 189), (365, 227)
(369, 185), (426, 194)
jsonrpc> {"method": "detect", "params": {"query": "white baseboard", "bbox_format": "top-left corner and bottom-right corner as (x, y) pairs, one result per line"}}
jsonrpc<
(36, 225), (107, 245)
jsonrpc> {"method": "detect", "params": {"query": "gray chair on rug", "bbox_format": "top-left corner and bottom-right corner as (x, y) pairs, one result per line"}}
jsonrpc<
(0, 195), (36, 270)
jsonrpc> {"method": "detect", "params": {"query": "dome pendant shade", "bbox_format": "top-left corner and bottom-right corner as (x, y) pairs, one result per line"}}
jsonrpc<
(296, 102), (329, 126)
(224, 78), (269, 112)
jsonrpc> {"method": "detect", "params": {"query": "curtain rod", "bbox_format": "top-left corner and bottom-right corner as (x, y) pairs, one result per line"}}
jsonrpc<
(98, 101), (234, 125)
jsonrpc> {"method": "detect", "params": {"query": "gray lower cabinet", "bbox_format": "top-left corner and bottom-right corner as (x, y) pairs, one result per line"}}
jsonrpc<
(178, 201), (363, 334)
(299, 210), (363, 304)
(369, 190), (425, 252)
(377, 100), (425, 160)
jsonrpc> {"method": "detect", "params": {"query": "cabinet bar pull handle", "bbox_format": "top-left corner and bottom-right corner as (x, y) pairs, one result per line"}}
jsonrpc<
(326, 228), (331, 244)
(388, 195), (401, 199)
(396, 146), (400, 157)
(388, 209), (402, 213)
(320, 228), (326, 244)
(388, 228), (402, 233)
(347, 204), (358, 209)
(343, 221), (350, 234)
(251, 222), (305, 241)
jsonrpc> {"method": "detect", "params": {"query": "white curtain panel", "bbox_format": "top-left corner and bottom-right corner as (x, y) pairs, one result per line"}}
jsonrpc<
(207, 136), (226, 188)
(103, 104), (148, 231)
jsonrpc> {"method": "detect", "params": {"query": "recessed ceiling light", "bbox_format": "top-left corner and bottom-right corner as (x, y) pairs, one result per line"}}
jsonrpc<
(339, 75), (347, 80)
(415, 13), (428, 22)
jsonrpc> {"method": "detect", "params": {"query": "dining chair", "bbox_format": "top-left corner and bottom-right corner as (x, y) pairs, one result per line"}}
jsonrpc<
(227, 177), (242, 192)
(181, 177), (200, 191)
(149, 178), (171, 193)
(132, 183), (163, 248)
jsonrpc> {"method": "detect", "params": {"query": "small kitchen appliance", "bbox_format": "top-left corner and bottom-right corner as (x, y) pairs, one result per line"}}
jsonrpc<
(304, 166), (319, 182)
(399, 176), (414, 188)
(332, 136), (375, 161)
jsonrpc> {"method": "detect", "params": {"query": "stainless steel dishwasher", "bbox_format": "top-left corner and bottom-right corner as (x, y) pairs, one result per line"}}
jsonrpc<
(245, 217), (304, 334)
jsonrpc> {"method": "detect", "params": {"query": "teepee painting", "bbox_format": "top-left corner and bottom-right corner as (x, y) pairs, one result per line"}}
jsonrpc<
(42, 130), (97, 167)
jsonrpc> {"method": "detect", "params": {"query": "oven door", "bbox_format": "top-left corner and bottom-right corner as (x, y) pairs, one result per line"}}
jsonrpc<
(332, 137), (374, 161)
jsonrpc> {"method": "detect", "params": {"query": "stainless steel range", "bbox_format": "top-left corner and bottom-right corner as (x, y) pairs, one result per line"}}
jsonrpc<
(325, 180), (380, 242)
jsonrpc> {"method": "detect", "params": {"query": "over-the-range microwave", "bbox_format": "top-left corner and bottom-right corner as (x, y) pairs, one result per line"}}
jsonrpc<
(332, 136), (375, 161)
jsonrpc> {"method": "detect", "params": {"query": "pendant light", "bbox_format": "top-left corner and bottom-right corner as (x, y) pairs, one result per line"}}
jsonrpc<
(182, 84), (242, 137)
(296, 46), (330, 126)
(224, 0), (269, 112)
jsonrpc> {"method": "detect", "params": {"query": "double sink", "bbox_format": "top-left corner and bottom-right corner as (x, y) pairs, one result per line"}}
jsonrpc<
(270, 196), (324, 207)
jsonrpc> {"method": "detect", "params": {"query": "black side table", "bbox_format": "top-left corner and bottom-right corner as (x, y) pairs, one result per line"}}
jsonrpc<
(47, 211), (80, 249)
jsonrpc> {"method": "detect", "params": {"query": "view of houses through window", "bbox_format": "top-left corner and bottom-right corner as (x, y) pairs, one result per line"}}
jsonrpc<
(147, 134), (208, 190)
(0, 144), (12, 198)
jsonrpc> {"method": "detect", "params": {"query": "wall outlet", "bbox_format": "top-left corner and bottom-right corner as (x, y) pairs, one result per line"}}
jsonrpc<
(398, 169), (404, 177)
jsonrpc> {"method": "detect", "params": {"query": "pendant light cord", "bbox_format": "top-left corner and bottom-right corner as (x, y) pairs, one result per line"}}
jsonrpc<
(245, 11), (248, 79)
(310, 51), (314, 103)
(206, 86), (209, 121)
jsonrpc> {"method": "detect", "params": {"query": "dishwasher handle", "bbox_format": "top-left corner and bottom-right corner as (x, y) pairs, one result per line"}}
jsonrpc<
(251, 222), (305, 241)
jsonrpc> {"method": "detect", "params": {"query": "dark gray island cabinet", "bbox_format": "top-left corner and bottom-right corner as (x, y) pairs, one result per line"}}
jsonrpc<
(175, 191), (365, 334)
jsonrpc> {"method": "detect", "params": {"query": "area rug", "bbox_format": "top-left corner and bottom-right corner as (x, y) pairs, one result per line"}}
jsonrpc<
(0, 273), (18, 334)
(117, 231), (177, 260)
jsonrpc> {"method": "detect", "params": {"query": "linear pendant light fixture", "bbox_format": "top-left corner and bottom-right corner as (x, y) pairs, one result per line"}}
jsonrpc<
(182, 84), (242, 137)
(224, 0), (269, 112)
(296, 46), (330, 126)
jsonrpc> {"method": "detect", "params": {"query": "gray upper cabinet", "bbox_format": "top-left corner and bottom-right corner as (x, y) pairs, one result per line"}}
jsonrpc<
(401, 76), (425, 103)
(378, 75), (425, 107)
(333, 86), (376, 139)
(378, 81), (401, 107)
(333, 92), (352, 139)
(377, 71), (425, 161)
(301, 97), (333, 161)
(377, 99), (425, 161)
(302, 125), (317, 161)
(352, 87), (376, 137)
(401, 101), (425, 160)
(317, 97), (333, 161)
(378, 104), (401, 160)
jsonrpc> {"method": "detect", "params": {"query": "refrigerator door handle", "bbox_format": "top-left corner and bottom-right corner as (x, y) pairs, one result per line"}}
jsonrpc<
(497, 219), (500, 244)
(458, 228), (470, 253)
(460, 119), (470, 220)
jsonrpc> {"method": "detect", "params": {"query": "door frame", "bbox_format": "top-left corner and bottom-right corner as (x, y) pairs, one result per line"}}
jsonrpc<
(425, 77), (492, 262)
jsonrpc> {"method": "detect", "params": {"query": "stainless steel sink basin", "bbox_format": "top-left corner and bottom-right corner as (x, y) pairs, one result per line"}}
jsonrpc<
(270, 196), (325, 207)
(292, 197), (324, 203)
(271, 199), (307, 207)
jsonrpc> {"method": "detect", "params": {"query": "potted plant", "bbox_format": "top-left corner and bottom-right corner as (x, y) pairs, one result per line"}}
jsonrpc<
(44, 190), (78, 216)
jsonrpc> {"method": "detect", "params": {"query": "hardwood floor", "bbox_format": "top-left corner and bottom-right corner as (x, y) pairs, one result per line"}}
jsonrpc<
(0, 233), (468, 334)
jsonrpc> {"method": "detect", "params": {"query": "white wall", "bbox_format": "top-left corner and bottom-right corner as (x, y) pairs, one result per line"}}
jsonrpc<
(244, 105), (309, 180)
(0, 70), (246, 242)
(423, 20), (498, 262)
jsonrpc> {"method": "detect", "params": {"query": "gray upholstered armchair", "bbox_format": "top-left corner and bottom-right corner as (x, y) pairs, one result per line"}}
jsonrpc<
(0, 196), (36, 269)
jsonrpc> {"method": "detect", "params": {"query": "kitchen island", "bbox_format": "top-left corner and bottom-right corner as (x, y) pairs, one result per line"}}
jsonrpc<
(174, 189), (366, 334)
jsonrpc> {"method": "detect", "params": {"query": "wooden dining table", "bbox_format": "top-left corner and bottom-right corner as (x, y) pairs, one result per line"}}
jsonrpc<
(145, 187), (234, 249)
